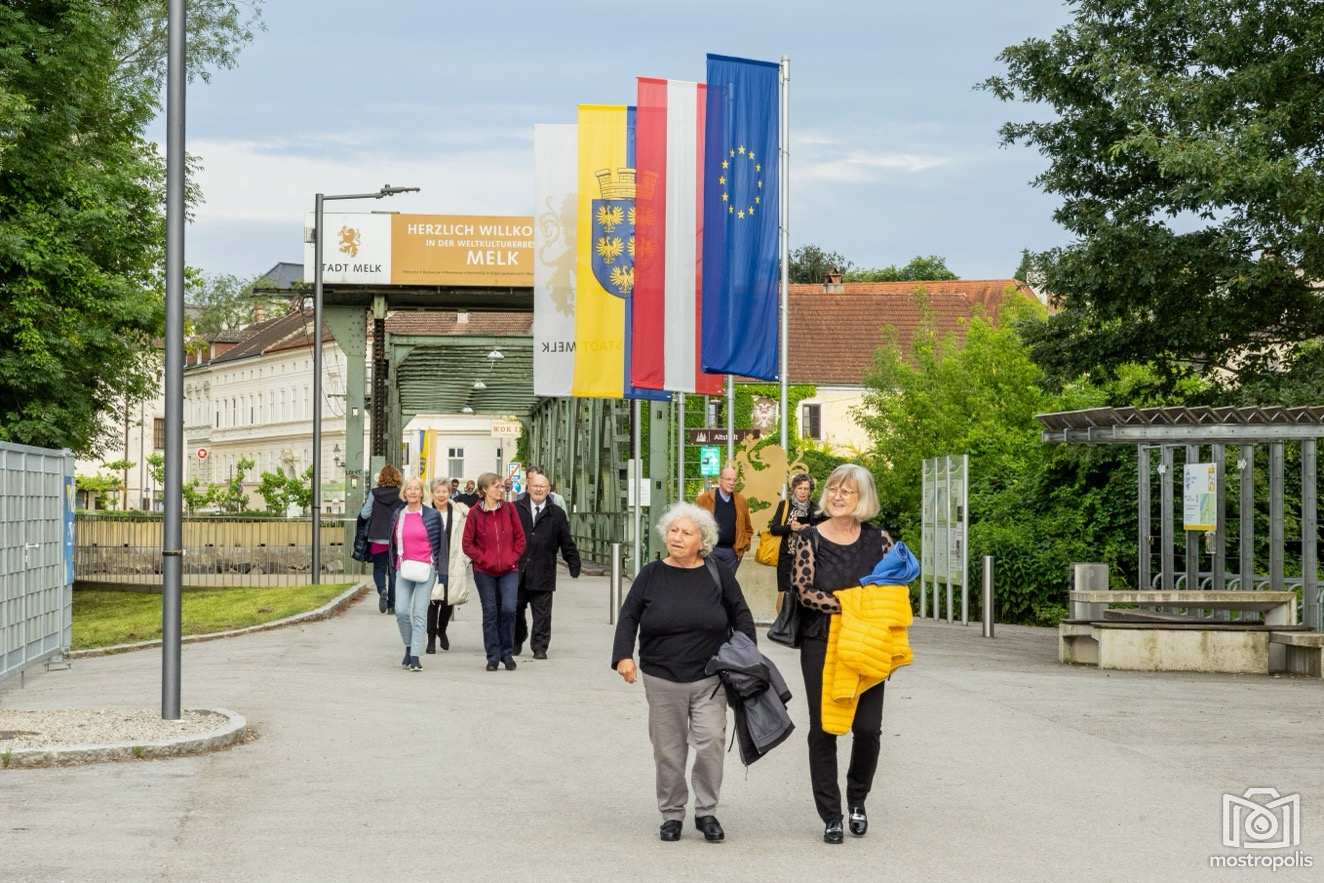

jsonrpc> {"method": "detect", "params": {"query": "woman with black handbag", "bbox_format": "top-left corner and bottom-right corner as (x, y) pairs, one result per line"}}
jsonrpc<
(766, 473), (820, 646)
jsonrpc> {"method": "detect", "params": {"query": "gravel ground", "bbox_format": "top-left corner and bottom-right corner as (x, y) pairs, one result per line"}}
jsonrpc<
(0, 708), (227, 750)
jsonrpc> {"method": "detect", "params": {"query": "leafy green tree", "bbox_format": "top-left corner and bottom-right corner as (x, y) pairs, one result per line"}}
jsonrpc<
(256, 470), (292, 515)
(845, 255), (958, 283)
(788, 244), (853, 283)
(982, 1), (1324, 389)
(145, 451), (164, 486)
(188, 271), (283, 342)
(214, 456), (254, 514)
(286, 466), (314, 515)
(182, 479), (214, 514)
(76, 474), (121, 510)
(0, 2), (262, 454)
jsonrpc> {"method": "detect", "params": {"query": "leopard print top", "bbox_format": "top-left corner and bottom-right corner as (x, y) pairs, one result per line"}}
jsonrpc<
(792, 525), (894, 637)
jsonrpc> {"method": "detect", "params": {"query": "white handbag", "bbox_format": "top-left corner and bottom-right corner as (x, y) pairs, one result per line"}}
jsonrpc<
(399, 559), (433, 584)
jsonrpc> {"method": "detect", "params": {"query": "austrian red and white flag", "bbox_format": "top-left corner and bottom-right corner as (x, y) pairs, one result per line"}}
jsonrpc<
(631, 77), (725, 394)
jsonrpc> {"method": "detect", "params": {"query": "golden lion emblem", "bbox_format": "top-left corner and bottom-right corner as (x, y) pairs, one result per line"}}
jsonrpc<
(337, 226), (360, 257)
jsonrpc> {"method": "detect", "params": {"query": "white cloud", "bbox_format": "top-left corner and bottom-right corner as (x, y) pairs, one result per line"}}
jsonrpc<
(181, 136), (535, 226)
(796, 150), (951, 183)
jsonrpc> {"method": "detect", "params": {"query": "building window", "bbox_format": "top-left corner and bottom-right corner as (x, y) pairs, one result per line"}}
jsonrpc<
(447, 447), (464, 480)
(802, 403), (822, 440)
(153, 418), (166, 450)
(249, 396), (255, 424)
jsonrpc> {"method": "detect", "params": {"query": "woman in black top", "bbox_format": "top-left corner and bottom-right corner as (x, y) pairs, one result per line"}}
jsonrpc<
(767, 473), (821, 594)
(612, 502), (756, 844)
(791, 463), (894, 844)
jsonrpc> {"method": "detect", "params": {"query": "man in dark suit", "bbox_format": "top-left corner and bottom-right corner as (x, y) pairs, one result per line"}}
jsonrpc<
(513, 471), (581, 659)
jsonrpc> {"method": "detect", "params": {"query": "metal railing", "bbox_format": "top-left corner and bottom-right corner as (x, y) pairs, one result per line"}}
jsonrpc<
(75, 514), (359, 588)
(569, 511), (636, 570)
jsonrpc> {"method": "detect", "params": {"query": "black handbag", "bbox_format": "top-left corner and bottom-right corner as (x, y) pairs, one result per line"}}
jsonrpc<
(351, 513), (371, 563)
(767, 589), (800, 647)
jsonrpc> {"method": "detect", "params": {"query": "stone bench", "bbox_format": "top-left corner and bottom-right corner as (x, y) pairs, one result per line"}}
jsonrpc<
(1069, 590), (1298, 625)
(1270, 631), (1324, 678)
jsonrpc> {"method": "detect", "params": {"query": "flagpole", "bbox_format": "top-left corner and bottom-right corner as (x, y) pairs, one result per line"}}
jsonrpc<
(726, 374), (735, 464)
(677, 394), (686, 501)
(779, 55), (790, 461)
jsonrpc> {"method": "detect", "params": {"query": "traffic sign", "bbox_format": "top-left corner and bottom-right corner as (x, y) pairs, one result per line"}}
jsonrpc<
(699, 447), (721, 477)
(196, 447), (209, 460)
(685, 428), (761, 446)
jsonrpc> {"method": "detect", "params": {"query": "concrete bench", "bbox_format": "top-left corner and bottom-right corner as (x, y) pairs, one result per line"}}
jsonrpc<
(1270, 631), (1324, 678)
(1069, 590), (1298, 626)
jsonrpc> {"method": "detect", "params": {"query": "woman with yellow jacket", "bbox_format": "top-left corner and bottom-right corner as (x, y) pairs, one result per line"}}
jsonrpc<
(790, 464), (894, 844)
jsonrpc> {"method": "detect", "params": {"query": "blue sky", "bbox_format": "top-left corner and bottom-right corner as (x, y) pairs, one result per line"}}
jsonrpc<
(171, 0), (1075, 281)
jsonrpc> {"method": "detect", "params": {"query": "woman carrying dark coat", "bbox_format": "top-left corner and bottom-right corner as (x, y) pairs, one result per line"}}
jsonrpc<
(612, 502), (756, 844)
(767, 473), (822, 594)
(360, 465), (405, 614)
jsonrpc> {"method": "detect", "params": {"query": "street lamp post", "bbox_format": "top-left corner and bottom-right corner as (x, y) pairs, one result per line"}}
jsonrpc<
(311, 185), (418, 583)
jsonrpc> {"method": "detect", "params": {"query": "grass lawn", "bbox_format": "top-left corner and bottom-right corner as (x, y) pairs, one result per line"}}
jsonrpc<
(72, 583), (356, 650)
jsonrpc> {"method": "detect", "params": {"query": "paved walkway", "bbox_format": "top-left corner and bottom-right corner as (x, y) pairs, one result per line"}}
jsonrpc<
(4, 576), (1323, 881)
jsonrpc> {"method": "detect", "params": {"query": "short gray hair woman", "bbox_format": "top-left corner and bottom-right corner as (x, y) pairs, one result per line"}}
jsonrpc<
(610, 502), (755, 843)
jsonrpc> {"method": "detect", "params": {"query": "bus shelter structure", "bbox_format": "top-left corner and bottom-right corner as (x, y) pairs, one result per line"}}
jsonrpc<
(1038, 405), (1323, 633)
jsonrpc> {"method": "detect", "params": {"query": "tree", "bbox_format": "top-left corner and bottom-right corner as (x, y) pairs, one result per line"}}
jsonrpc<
(182, 479), (214, 514)
(982, 1), (1324, 389)
(188, 270), (284, 342)
(214, 456), (254, 514)
(256, 470), (292, 515)
(845, 255), (958, 283)
(788, 244), (853, 283)
(0, 2), (263, 454)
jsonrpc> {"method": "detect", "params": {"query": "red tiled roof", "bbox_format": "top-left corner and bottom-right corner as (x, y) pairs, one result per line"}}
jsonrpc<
(786, 280), (1029, 386)
(211, 310), (333, 363)
(385, 310), (532, 336)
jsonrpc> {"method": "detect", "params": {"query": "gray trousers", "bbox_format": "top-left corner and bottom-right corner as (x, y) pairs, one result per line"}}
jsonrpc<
(642, 673), (728, 821)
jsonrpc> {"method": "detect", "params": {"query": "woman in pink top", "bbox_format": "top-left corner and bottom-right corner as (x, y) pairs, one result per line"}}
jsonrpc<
(389, 477), (445, 671)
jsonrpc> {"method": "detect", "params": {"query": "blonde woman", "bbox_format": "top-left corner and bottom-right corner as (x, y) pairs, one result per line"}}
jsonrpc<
(426, 478), (471, 653)
(388, 477), (445, 672)
(791, 464), (893, 843)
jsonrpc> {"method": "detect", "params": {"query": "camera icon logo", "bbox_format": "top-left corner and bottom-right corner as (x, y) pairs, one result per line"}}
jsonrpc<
(1222, 788), (1302, 850)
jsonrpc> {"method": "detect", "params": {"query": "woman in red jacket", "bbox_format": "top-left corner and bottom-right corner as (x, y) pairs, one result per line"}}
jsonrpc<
(461, 471), (527, 671)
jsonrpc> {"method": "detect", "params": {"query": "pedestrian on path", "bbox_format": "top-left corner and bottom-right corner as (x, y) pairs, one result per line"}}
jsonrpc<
(790, 463), (894, 844)
(389, 477), (446, 672)
(361, 465), (405, 614)
(462, 471), (526, 671)
(695, 465), (753, 574)
(426, 478), (471, 654)
(611, 502), (756, 844)
(513, 471), (580, 659)
(768, 473), (822, 594)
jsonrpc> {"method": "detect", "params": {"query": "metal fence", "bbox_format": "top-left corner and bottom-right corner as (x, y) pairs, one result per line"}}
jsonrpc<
(569, 511), (638, 571)
(75, 514), (357, 587)
(1, 442), (75, 684)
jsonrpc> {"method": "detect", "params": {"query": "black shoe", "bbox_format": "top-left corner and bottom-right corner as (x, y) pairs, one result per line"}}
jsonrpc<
(438, 633), (449, 651)
(848, 805), (868, 836)
(409, 657), (422, 672)
(659, 820), (682, 842)
(513, 642), (523, 656)
(533, 650), (548, 660)
(401, 651), (410, 669)
(823, 819), (844, 844)
(379, 594), (388, 613)
(694, 815), (724, 843)
(502, 657), (517, 671)
(425, 636), (436, 654)
(485, 662), (498, 672)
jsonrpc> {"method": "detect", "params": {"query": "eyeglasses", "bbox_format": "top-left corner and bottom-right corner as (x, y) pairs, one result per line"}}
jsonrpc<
(827, 485), (859, 499)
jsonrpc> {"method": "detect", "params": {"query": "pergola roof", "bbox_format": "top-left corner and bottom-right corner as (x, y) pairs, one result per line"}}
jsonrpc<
(393, 335), (535, 418)
(1039, 406), (1324, 445)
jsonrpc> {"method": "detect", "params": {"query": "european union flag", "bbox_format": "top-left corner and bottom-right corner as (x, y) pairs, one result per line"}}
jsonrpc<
(700, 54), (780, 380)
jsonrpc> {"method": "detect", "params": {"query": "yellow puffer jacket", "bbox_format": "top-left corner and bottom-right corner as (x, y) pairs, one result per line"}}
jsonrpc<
(821, 584), (914, 736)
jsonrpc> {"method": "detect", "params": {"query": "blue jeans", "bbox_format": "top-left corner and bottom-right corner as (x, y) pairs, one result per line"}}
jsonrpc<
(473, 569), (519, 664)
(371, 550), (396, 608)
(395, 570), (435, 656)
(709, 546), (740, 575)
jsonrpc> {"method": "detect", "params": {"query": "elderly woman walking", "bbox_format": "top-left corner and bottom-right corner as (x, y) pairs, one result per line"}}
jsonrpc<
(768, 473), (821, 595)
(611, 502), (756, 843)
(462, 471), (526, 671)
(425, 478), (470, 654)
(792, 464), (894, 843)
(389, 477), (446, 672)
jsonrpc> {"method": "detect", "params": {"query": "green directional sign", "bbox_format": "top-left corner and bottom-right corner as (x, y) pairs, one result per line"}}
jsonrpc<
(699, 446), (721, 477)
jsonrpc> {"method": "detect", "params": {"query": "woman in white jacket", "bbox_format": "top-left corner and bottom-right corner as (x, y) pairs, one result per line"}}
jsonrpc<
(426, 478), (472, 653)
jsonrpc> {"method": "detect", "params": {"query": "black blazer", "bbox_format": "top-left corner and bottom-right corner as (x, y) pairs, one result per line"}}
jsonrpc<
(514, 497), (581, 592)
